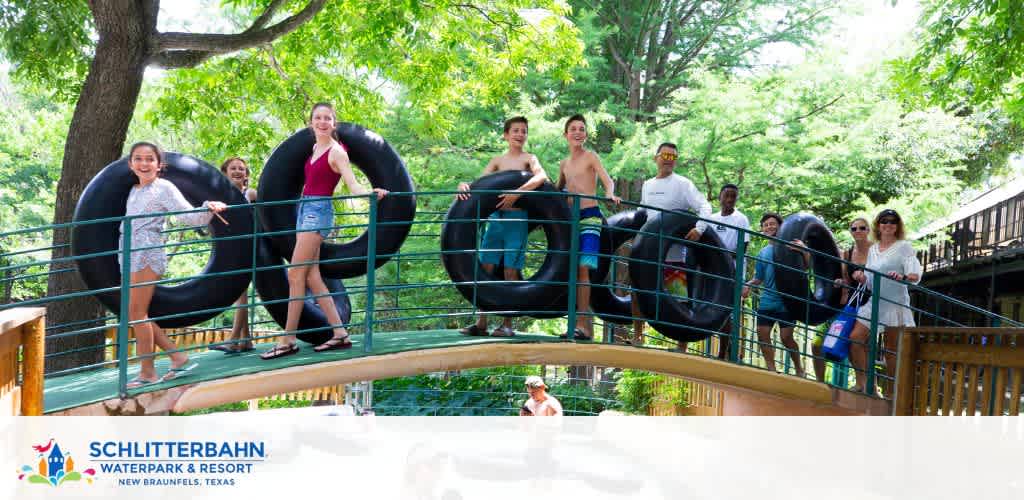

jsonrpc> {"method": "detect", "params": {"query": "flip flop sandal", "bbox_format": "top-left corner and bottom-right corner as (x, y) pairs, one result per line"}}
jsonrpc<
(458, 324), (488, 336)
(490, 326), (515, 337)
(211, 343), (255, 355)
(313, 336), (353, 352)
(126, 377), (158, 389)
(160, 362), (198, 383)
(559, 328), (593, 341)
(260, 343), (299, 360)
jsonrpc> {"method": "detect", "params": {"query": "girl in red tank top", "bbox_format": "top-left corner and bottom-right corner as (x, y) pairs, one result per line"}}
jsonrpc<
(303, 144), (343, 196)
(261, 102), (389, 360)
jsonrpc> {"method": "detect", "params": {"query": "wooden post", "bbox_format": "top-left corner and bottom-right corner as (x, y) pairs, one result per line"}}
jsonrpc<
(893, 327), (918, 416)
(0, 308), (46, 416)
(21, 316), (45, 416)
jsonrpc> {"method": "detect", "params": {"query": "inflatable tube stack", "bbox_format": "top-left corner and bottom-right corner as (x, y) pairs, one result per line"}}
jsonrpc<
(258, 124), (416, 279)
(440, 170), (573, 318)
(72, 153), (255, 328)
(629, 211), (735, 342)
(773, 213), (843, 326)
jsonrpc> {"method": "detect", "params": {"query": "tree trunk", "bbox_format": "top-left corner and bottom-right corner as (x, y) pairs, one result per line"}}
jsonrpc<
(627, 71), (642, 119)
(45, 2), (156, 373)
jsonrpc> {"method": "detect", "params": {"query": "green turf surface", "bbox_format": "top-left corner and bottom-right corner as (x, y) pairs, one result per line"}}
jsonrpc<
(43, 329), (569, 413)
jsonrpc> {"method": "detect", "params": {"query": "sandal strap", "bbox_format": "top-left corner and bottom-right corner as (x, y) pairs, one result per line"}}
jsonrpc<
(262, 344), (296, 358)
(318, 336), (351, 347)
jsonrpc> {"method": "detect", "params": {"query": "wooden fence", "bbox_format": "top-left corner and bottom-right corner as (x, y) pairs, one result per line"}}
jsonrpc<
(648, 377), (725, 416)
(894, 327), (1023, 415)
(0, 308), (44, 415)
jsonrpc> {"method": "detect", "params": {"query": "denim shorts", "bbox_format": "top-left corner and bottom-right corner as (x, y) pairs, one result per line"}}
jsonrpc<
(295, 196), (334, 238)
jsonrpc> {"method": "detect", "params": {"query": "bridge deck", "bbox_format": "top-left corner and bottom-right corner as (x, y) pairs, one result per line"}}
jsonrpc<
(44, 330), (563, 413)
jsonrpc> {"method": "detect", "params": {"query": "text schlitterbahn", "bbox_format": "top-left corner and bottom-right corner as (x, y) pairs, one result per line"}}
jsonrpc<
(89, 441), (265, 487)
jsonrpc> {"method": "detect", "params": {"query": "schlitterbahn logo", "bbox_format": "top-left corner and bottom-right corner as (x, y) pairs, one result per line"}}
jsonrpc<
(89, 440), (265, 487)
(17, 439), (97, 486)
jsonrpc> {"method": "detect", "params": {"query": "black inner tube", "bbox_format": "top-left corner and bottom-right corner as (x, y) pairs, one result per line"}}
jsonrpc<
(257, 124), (416, 279)
(253, 237), (352, 345)
(72, 153), (254, 328)
(441, 170), (572, 318)
(629, 211), (735, 342)
(590, 209), (648, 325)
(773, 213), (843, 326)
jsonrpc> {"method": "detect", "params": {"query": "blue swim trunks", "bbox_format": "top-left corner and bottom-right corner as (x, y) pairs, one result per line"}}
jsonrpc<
(479, 209), (528, 270)
(295, 196), (334, 238)
(578, 206), (602, 269)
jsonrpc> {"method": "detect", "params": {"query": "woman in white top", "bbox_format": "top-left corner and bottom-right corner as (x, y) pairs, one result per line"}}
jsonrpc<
(849, 209), (922, 394)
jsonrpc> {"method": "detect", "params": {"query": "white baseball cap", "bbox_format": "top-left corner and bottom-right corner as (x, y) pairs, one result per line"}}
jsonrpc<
(524, 376), (546, 388)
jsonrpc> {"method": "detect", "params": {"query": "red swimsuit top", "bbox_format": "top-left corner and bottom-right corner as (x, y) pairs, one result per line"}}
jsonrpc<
(302, 143), (346, 196)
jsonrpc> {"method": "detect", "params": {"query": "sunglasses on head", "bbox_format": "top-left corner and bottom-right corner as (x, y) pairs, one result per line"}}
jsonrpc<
(878, 217), (900, 225)
(850, 225), (868, 232)
(658, 152), (678, 161)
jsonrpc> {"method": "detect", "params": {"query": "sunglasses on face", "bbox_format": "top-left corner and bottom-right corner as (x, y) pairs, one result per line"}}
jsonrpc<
(658, 152), (678, 161)
(878, 218), (900, 225)
(850, 226), (868, 232)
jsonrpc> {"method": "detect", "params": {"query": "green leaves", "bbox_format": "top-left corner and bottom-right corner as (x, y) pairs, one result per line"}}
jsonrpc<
(152, 0), (583, 167)
(893, 0), (1024, 125)
(0, 0), (93, 102)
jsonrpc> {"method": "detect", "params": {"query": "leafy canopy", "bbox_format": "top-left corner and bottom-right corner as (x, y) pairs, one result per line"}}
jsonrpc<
(894, 0), (1024, 123)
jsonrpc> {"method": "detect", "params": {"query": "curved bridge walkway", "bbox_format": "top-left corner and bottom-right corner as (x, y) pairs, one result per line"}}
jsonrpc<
(43, 330), (888, 416)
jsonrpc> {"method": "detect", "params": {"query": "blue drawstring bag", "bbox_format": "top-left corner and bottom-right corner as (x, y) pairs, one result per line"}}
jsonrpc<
(822, 285), (865, 362)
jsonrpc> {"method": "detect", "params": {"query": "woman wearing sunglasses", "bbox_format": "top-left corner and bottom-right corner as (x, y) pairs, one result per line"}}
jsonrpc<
(848, 209), (922, 394)
(836, 217), (872, 303)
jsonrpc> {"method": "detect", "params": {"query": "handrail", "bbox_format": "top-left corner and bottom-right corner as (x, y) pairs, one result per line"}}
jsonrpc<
(2, 189), (1018, 410)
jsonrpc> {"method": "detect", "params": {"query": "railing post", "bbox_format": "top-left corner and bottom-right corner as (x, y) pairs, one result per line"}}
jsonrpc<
(117, 220), (132, 398)
(471, 196), (480, 321)
(250, 203), (258, 343)
(566, 195), (580, 339)
(605, 249), (616, 345)
(655, 215), (663, 330)
(364, 195), (377, 353)
(866, 271), (882, 396)
(893, 327), (918, 415)
(729, 234), (746, 363)
(21, 315), (45, 415)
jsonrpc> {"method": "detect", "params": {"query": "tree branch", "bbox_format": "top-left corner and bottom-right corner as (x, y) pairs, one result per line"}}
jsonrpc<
(725, 94), (844, 144)
(262, 44), (313, 106)
(606, 38), (634, 76)
(245, 0), (287, 32)
(150, 0), (325, 68)
(149, 50), (215, 69)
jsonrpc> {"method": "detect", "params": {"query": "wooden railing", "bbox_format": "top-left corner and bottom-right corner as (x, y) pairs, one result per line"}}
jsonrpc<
(102, 326), (263, 361)
(0, 307), (45, 415)
(648, 377), (725, 416)
(917, 189), (1024, 273)
(894, 327), (1023, 415)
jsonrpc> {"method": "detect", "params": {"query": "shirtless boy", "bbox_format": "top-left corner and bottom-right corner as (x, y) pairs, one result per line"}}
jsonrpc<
(556, 114), (620, 340)
(456, 116), (549, 337)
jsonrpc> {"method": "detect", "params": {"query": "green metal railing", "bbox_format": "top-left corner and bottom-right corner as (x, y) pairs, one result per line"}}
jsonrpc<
(1, 189), (1019, 406)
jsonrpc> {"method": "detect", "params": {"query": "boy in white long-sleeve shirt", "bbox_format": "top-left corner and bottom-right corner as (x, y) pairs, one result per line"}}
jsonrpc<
(630, 143), (713, 344)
